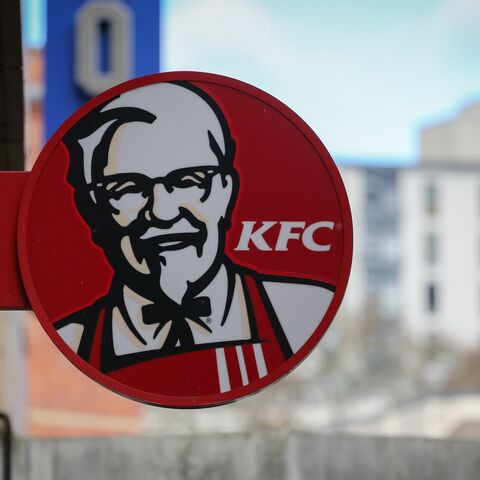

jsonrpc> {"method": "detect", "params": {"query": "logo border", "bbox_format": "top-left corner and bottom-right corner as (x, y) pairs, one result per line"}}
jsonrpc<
(18, 72), (353, 408)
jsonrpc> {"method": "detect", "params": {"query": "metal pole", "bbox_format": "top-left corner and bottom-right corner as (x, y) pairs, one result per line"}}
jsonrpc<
(0, 413), (11, 480)
(0, 0), (24, 171)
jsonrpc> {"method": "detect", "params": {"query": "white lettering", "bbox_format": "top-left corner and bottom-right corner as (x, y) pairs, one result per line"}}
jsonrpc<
(235, 220), (335, 252)
(275, 221), (305, 251)
(234, 221), (277, 251)
(302, 221), (334, 251)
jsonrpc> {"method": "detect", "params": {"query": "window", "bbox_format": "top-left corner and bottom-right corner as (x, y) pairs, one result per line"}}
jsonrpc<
(425, 182), (438, 215)
(426, 283), (437, 312)
(425, 233), (438, 264)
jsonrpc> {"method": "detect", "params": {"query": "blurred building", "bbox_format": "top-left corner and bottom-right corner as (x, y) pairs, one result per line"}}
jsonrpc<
(399, 103), (480, 348)
(341, 102), (480, 351)
(340, 166), (400, 322)
(421, 103), (480, 164)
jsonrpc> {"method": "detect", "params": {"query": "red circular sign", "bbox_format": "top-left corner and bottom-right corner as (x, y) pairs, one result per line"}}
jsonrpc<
(19, 72), (352, 407)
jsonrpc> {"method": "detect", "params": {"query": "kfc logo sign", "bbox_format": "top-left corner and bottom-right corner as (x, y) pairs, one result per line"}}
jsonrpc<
(19, 73), (352, 407)
(235, 220), (335, 251)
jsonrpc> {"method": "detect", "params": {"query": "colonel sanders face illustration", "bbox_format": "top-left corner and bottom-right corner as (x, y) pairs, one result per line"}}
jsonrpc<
(65, 82), (238, 305)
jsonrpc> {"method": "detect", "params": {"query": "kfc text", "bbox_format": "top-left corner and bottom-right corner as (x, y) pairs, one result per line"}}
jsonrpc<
(234, 221), (334, 251)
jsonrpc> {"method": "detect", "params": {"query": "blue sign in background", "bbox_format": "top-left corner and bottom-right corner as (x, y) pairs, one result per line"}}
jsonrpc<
(46, 0), (161, 138)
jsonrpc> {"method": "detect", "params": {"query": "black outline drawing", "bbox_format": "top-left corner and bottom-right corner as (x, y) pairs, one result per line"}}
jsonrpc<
(56, 81), (336, 373)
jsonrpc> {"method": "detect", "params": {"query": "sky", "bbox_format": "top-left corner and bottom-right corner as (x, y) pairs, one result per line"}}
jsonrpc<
(22, 0), (480, 165)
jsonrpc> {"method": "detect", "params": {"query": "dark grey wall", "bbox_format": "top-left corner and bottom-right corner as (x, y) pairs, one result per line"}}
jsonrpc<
(2, 432), (480, 480)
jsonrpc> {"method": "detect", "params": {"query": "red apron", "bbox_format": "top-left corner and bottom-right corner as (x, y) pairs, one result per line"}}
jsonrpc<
(87, 274), (288, 397)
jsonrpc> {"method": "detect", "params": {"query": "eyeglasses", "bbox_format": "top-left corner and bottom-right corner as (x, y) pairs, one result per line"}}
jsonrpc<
(87, 166), (222, 201)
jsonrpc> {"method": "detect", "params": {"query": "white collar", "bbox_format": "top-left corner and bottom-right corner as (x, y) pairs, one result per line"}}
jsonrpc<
(112, 264), (252, 355)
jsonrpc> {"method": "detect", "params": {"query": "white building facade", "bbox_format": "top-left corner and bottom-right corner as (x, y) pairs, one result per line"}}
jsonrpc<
(339, 101), (480, 349)
(398, 102), (480, 348)
(399, 164), (480, 347)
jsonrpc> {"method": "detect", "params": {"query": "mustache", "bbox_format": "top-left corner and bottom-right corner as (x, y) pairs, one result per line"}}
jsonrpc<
(140, 218), (200, 240)
(125, 207), (204, 237)
(128, 208), (208, 258)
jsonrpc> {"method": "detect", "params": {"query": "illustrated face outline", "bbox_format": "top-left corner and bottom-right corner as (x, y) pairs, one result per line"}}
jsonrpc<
(68, 82), (238, 304)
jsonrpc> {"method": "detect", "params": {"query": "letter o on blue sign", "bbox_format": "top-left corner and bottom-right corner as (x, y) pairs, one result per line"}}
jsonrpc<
(74, 1), (132, 97)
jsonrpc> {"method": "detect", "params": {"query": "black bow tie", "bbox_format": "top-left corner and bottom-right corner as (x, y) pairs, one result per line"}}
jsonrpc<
(142, 297), (212, 350)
